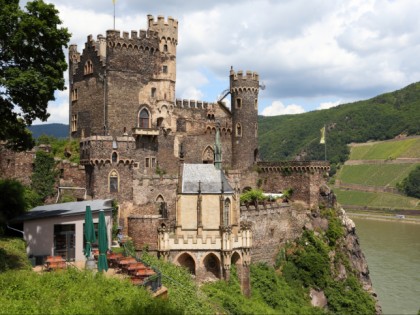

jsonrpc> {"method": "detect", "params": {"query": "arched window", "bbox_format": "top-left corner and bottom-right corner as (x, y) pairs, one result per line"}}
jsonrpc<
(202, 146), (214, 164)
(156, 195), (167, 218)
(236, 123), (242, 137)
(109, 170), (119, 193)
(84, 60), (93, 75)
(112, 152), (118, 163)
(163, 44), (168, 52)
(224, 198), (230, 226)
(139, 108), (150, 128)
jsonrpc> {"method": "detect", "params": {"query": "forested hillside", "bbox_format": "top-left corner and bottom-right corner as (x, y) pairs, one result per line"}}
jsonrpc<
(258, 82), (420, 171)
(28, 123), (68, 139)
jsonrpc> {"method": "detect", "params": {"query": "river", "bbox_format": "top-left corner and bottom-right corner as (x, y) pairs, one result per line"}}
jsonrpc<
(351, 216), (420, 315)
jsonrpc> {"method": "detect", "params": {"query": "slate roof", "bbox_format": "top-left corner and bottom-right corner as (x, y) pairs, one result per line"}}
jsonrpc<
(182, 164), (234, 194)
(14, 199), (114, 222)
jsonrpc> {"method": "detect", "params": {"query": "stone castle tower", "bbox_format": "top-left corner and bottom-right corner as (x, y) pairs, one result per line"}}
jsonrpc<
(230, 69), (260, 169)
(68, 15), (261, 204)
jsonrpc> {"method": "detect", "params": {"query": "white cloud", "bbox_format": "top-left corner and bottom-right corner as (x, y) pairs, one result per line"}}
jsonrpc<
(317, 100), (342, 110)
(29, 0), (420, 124)
(261, 101), (305, 116)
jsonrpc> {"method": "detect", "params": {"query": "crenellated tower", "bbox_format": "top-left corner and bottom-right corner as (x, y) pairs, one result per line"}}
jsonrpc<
(230, 69), (260, 170)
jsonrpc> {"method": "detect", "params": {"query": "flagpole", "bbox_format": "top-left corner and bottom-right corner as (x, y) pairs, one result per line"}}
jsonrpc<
(113, 0), (116, 30)
(324, 125), (327, 161)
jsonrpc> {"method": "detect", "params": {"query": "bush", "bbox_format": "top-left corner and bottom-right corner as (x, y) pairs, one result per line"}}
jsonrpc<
(321, 208), (344, 247)
(0, 238), (32, 272)
(240, 189), (266, 205)
(0, 180), (27, 233)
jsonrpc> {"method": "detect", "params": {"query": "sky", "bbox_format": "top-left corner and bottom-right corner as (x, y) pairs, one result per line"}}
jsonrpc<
(32, 0), (420, 124)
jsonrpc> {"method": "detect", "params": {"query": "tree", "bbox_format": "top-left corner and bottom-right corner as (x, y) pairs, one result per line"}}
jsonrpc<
(398, 165), (420, 199)
(0, 179), (26, 234)
(31, 150), (58, 201)
(0, 0), (70, 151)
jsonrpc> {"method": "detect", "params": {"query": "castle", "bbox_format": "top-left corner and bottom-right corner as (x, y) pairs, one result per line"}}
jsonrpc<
(1, 15), (331, 291)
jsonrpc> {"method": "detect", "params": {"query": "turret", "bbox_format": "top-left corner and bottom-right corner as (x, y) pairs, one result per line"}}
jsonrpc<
(147, 15), (178, 85)
(230, 69), (259, 170)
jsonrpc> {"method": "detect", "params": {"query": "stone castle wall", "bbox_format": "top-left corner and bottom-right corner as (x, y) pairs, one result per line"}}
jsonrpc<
(0, 146), (35, 186)
(241, 203), (310, 264)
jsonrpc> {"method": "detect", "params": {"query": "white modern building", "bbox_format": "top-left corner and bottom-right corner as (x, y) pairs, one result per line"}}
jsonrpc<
(16, 199), (114, 264)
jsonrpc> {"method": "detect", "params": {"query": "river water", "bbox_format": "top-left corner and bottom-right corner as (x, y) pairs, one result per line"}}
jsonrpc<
(351, 216), (420, 315)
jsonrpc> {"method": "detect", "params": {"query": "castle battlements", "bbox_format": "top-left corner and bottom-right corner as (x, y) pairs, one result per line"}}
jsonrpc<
(230, 69), (259, 81)
(147, 15), (178, 41)
(257, 161), (330, 173)
(175, 98), (218, 109)
(158, 230), (251, 251)
(106, 29), (159, 41)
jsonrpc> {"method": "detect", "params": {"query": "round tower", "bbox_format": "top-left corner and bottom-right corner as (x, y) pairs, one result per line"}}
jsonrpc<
(148, 15), (178, 98)
(230, 69), (260, 170)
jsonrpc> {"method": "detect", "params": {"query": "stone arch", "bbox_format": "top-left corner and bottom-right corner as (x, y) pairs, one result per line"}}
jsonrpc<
(175, 252), (196, 275)
(202, 253), (221, 280)
(157, 117), (164, 127)
(156, 194), (167, 218)
(231, 251), (242, 266)
(202, 146), (214, 164)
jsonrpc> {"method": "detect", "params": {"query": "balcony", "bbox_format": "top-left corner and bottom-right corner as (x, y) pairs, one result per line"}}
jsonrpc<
(132, 127), (160, 137)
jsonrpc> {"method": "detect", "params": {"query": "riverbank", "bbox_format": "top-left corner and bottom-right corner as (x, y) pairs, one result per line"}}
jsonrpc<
(346, 210), (420, 224)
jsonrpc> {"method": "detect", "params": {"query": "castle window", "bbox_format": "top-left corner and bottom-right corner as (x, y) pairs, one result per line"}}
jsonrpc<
(109, 170), (119, 193)
(145, 158), (150, 168)
(112, 152), (118, 163)
(151, 158), (156, 168)
(71, 114), (77, 132)
(223, 199), (230, 226)
(151, 87), (156, 98)
(156, 195), (167, 218)
(162, 65), (168, 74)
(139, 108), (150, 128)
(84, 60), (93, 75)
(255, 123), (258, 137)
(254, 98), (258, 110)
(236, 123), (242, 137)
(71, 89), (78, 102)
(163, 44), (168, 52)
(236, 98), (242, 109)
(157, 117), (164, 127)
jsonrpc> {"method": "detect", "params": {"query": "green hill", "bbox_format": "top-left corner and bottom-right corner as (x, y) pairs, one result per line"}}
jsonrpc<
(258, 82), (420, 169)
(333, 137), (420, 211)
(349, 137), (420, 160)
(28, 123), (68, 139)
